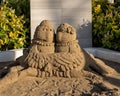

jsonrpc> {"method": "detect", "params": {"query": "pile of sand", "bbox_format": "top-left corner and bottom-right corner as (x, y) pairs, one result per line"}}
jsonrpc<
(0, 59), (120, 96)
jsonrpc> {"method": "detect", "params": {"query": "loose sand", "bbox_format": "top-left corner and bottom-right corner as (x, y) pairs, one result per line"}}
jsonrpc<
(0, 59), (120, 96)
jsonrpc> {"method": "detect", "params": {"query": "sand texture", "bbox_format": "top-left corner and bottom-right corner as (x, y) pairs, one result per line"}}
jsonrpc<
(0, 20), (120, 96)
(0, 60), (120, 96)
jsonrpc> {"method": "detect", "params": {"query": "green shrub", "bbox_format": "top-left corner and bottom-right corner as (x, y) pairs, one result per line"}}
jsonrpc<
(92, 0), (120, 51)
(6, 0), (30, 27)
(6, 0), (31, 47)
(0, 4), (28, 50)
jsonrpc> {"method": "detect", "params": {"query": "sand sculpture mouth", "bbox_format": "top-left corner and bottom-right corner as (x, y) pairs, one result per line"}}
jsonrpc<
(0, 20), (119, 90)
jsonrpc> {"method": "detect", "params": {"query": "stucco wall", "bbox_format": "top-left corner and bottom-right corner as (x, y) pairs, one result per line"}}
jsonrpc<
(30, 0), (92, 47)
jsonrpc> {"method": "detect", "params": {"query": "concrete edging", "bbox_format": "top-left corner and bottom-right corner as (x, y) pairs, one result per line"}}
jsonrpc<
(0, 49), (23, 62)
(0, 48), (120, 63)
(85, 48), (120, 63)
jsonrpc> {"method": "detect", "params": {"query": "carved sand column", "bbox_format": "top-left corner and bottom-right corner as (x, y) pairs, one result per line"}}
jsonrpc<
(20, 20), (55, 77)
(52, 23), (86, 77)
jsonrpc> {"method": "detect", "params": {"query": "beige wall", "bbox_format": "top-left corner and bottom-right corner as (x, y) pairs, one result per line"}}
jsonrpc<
(30, 0), (92, 47)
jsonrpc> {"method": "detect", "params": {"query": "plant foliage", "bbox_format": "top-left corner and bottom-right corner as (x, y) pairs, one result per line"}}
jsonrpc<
(0, 4), (28, 50)
(92, 0), (120, 51)
(6, 0), (30, 27)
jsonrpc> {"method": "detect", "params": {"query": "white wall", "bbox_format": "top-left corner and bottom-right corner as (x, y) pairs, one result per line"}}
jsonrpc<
(30, 0), (92, 47)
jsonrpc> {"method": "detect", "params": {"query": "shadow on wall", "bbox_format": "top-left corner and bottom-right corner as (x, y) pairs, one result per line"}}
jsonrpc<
(76, 21), (92, 48)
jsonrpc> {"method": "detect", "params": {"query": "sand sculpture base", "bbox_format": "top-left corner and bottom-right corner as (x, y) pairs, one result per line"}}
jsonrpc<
(0, 20), (120, 91)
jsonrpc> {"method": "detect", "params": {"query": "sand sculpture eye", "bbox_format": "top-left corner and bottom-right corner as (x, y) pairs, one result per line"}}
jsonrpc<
(46, 28), (48, 31)
(66, 26), (73, 34)
(43, 28), (45, 31)
(70, 31), (73, 34)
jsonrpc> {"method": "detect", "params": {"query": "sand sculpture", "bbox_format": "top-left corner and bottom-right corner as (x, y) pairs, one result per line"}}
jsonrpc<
(0, 20), (119, 88)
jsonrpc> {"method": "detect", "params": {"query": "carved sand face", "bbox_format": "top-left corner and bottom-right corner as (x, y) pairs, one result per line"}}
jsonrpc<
(34, 20), (54, 42)
(56, 23), (76, 42)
